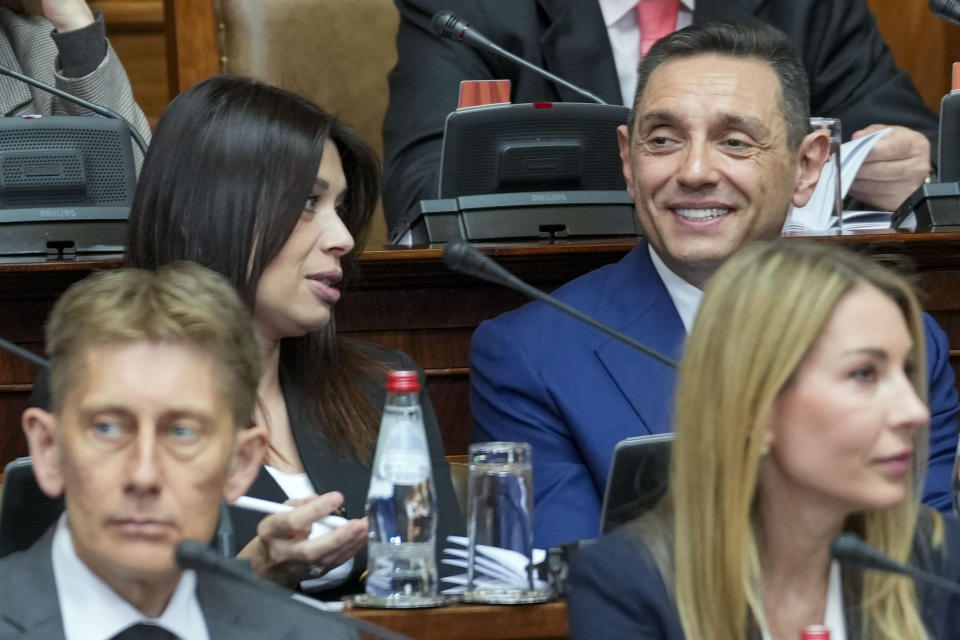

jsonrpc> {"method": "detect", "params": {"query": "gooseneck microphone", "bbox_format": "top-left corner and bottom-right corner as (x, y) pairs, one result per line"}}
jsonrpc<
(830, 532), (960, 596)
(443, 241), (678, 369)
(0, 337), (49, 369)
(930, 0), (960, 25)
(0, 63), (148, 155)
(176, 541), (413, 640)
(430, 10), (609, 105)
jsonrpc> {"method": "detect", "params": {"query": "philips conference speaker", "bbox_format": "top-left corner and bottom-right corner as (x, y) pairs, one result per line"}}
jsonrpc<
(0, 116), (135, 256)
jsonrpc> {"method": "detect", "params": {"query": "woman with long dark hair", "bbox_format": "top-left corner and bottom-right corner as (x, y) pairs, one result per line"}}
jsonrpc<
(126, 75), (461, 597)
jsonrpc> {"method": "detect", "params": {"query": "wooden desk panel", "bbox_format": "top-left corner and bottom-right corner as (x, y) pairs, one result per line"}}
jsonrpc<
(346, 601), (568, 640)
(4, 234), (960, 467)
(0, 255), (122, 465)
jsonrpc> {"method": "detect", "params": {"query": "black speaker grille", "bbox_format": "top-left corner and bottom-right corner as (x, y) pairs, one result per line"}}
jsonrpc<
(0, 126), (131, 205)
(1, 153), (86, 206)
(447, 118), (623, 195)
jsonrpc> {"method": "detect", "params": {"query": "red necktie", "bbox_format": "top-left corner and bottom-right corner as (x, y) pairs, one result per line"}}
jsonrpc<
(637, 0), (680, 57)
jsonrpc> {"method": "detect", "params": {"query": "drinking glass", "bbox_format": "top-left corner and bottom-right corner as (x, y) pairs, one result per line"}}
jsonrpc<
(810, 117), (843, 232)
(463, 442), (547, 603)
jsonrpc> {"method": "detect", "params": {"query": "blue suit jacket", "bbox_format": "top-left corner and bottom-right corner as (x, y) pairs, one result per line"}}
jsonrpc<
(566, 513), (960, 640)
(470, 244), (960, 548)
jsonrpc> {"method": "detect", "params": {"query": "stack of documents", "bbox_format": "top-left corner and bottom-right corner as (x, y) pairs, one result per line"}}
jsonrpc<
(440, 535), (549, 594)
(784, 128), (892, 232)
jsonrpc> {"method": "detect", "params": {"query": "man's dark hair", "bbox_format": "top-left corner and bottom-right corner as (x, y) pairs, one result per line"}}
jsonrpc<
(631, 21), (811, 150)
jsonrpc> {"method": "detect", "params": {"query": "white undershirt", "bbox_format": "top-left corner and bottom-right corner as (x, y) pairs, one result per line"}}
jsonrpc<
(51, 513), (209, 640)
(597, 0), (695, 105)
(648, 245), (703, 333)
(263, 464), (317, 501)
(261, 465), (353, 592)
(760, 560), (847, 640)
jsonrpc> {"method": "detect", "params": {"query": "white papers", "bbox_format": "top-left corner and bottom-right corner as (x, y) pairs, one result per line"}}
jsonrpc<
(784, 127), (892, 232)
(440, 535), (548, 594)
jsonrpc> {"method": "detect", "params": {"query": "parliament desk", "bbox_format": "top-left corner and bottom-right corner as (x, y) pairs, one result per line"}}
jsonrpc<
(4, 232), (960, 472)
(346, 601), (568, 640)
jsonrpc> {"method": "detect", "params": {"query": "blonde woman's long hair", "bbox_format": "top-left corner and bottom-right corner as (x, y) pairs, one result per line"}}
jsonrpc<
(670, 240), (940, 640)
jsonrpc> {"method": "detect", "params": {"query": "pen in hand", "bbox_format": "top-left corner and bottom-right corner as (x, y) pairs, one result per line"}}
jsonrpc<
(231, 495), (349, 535)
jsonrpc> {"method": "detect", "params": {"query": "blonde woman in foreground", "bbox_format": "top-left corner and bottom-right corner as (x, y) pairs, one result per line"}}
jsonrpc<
(567, 240), (960, 640)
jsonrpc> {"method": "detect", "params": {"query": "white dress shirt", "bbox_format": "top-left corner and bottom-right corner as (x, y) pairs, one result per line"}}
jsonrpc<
(648, 245), (703, 333)
(597, 0), (695, 105)
(760, 560), (848, 640)
(51, 514), (209, 640)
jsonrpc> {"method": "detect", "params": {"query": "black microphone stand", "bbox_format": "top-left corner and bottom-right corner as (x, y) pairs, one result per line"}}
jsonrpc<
(0, 64), (148, 156)
(443, 241), (679, 370)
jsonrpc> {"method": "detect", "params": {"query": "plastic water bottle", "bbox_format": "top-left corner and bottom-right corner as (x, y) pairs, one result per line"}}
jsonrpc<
(365, 370), (438, 602)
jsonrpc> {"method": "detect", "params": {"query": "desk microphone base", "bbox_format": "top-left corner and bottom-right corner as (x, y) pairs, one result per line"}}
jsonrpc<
(391, 191), (640, 246)
(892, 182), (960, 231)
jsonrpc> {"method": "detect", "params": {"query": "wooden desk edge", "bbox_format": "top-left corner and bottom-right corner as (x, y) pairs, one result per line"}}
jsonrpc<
(344, 600), (569, 640)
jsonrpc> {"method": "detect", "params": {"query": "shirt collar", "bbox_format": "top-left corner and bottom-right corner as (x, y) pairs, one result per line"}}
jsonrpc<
(648, 244), (703, 334)
(598, 0), (696, 27)
(51, 513), (210, 640)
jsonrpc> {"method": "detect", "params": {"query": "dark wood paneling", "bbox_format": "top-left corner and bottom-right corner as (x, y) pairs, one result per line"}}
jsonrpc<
(89, 1), (167, 126)
(0, 391), (28, 468)
(163, 0), (219, 96)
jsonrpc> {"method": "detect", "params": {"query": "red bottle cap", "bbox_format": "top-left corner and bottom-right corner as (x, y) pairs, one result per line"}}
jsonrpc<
(385, 370), (420, 393)
(800, 625), (830, 640)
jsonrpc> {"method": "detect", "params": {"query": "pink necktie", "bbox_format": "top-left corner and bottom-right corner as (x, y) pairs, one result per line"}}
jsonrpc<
(637, 0), (680, 57)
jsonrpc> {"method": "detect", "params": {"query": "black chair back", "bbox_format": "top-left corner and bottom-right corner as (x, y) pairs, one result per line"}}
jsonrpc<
(0, 457), (64, 557)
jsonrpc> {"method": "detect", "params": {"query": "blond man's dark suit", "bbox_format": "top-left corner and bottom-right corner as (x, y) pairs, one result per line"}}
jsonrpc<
(0, 526), (362, 639)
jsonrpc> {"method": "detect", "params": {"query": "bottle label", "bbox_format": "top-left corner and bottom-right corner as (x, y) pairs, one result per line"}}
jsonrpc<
(377, 406), (430, 484)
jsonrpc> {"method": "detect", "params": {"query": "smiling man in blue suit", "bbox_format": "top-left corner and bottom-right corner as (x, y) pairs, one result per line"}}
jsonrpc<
(469, 21), (960, 549)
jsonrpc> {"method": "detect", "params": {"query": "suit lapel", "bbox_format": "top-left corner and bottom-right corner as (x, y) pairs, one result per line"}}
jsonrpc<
(280, 373), (371, 511)
(279, 373), (371, 574)
(593, 246), (686, 435)
(0, 527), (66, 639)
(532, 0), (771, 106)
(196, 573), (275, 640)
(536, 0), (622, 104)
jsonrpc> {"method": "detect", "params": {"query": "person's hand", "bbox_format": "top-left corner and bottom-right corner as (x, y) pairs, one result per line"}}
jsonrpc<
(847, 124), (930, 211)
(41, 0), (94, 33)
(237, 491), (369, 588)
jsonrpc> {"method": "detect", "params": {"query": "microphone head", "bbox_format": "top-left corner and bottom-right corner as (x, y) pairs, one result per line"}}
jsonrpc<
(442, 240), (520, 289)
(442, 239), (478, 274)
(830, 532), (907, 576)
(176, 540), (218, 571)
(431, 10), (466, 40)
(830, 532), (867, 561)
(931, 0), (960, 24)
